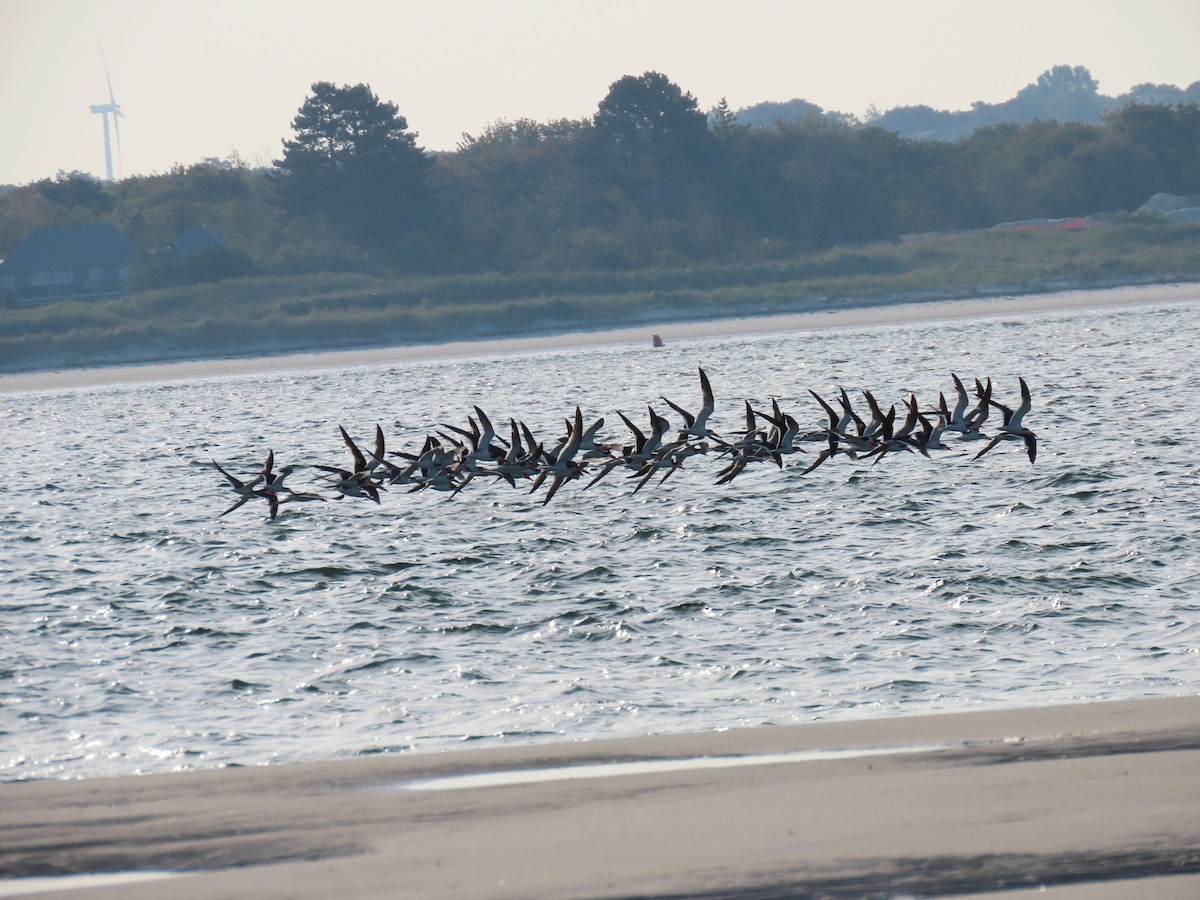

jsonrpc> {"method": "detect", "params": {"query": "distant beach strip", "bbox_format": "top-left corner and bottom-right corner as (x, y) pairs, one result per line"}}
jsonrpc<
(1, 281), (1197, 395)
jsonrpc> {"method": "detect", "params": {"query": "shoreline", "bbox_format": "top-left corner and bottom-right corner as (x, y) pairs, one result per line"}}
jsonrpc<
(2, 281), (1197, 394)
(2, 695), (1199, 898)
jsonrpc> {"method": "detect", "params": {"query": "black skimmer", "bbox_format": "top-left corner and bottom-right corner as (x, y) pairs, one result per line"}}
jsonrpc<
(577, 415), (611, 462)
(401, 436), (468, 494)
(714, 401), (771, 483)
(212, 455), (272, 517)
(530, 406), (586, 504)
(754, 398), (804, 467)
(210, 368), (1044, 519)
(837, 387), (867, 440)
(313, 426), (384, 502)
(912, 412), (950, 455)
(662, 367), (721, 443)
(974, 377), (1037, 463)
(269, 490), (326, 517)
(651, 439), (710, 488)
(962, 377), (992, 439)
(630, 437), (692, 493)
(796, 391), (846, 475)
(585, 406), (670, 489)
(442, 406), (506, 476)
(861, 395), (921, 464)
(938, 374), (973, 437)
(485, 419), (536, 487)
(212, 451), (324, 520)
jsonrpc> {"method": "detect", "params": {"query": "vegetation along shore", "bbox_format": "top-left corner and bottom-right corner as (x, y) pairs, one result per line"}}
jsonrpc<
(1, 66), (1197, 374)
(2, 224), (1199, 376)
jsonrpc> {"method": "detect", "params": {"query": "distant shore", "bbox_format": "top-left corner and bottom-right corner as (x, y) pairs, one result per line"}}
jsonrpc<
(1, 281), (1197, 394)
(2, 695), (1198, 898)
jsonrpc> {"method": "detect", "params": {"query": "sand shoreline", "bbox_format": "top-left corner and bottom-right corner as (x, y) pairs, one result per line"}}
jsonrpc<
(2, 281), (1198, 394)
(3, 695), (1199, 898)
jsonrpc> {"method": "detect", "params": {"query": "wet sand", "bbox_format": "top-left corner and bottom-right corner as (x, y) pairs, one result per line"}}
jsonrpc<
(2, 281), (1197, 394)
(2, 696), (1199, 898)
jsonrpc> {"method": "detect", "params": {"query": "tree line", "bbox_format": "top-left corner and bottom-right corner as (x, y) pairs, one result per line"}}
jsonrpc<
(742, 65), (1200, 141)
(2, 67), (1198, 288)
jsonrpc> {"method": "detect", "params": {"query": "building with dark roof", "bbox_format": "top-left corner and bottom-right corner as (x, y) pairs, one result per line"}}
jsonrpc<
(0, 224), (139, 304)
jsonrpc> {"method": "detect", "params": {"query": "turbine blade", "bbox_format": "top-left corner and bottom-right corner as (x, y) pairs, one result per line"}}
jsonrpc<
(92, 22), (117, 106)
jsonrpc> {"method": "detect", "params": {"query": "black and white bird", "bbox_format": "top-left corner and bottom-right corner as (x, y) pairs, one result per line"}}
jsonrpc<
(974, 377), (1038, 463)
(662, 367), (721, 443)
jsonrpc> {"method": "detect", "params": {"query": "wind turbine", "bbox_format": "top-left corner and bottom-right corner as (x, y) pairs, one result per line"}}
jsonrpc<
(89, 28), (123, 181)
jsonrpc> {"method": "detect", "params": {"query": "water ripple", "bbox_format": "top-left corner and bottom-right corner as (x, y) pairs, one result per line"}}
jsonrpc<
(4, 298), (1200, 780)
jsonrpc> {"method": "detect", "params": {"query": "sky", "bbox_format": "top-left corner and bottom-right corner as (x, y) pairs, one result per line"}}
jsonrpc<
(3, 0), (1198, 186)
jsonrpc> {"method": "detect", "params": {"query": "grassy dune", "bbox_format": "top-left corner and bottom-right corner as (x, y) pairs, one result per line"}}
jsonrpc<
(2, 223), (1197, 374)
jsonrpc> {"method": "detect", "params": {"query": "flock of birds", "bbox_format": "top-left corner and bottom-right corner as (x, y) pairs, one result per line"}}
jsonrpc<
(212, 368), (1038, 520)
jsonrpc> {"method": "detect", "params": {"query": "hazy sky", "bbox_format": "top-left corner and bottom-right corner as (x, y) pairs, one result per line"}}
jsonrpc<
(3, 0), (1198, 186)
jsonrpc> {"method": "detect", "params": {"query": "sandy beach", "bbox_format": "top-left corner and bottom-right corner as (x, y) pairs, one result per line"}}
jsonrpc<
(1, 281), (1197, 395)
(1, 696), (1198, 898)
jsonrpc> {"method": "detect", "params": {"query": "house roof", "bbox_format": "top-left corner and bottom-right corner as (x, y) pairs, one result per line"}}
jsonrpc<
(0, 224), (139, 271)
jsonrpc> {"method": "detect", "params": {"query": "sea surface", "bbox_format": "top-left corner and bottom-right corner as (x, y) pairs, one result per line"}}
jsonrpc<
(3, 296), (1199, 782)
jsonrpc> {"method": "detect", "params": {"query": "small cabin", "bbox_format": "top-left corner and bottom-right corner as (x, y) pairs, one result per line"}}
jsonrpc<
(0, 224), (139, 304)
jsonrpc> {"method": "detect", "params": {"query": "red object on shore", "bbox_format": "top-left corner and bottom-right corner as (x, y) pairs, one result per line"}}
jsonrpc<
(652, 334), (664, 348)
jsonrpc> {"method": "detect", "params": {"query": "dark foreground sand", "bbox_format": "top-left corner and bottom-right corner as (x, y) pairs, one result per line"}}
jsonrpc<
(2, 281), (1197, 395)
(2, 696), (1199, 898)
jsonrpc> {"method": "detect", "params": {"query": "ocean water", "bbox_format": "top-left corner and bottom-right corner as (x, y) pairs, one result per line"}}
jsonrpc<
(2, 297), (1198, 781)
